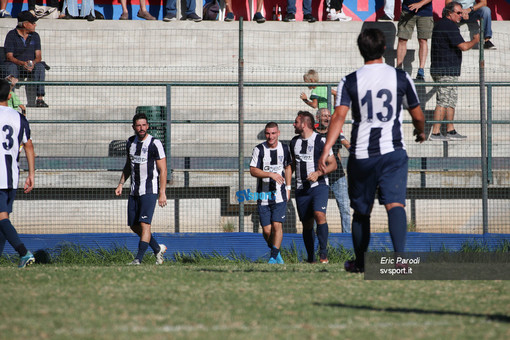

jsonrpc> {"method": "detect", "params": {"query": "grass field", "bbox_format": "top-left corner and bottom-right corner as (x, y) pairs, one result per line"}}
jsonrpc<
(1, 254), (509, 339)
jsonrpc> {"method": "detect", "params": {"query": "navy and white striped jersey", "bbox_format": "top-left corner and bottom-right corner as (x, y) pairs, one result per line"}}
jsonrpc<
(0, 106), (30, 189)
(290, 132), (333, 190)
(336, 63), (420, 159)
(126, 134), (166, 196)
(250, 141), (292, 205)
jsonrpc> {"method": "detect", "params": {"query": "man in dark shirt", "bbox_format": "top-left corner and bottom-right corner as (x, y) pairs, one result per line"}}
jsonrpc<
(3, 11), (48, 108)
(429, 2), (479, 141)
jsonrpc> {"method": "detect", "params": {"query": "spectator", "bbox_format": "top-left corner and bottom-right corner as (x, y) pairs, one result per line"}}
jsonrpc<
(225, 0), (265, 23)
(115, 113), (168, 265)
(396, 0), (434, 80)
(163, 0), (202, 22)
(0, 0), (11, 18)
(379, 0), (395, 21)
(283, 0), (316, 22)
(327, 0), (352, 21)
(315, 108), (351, 233)
(291, 111), (337, 263)
(300, 69), (336, 110)
(429, 1), (479, 140)
(319, 28), (426, 273)
(249, 122), (292, 264)
(61, 0), (96, 21)
(446, 0), (495, 50)
(4, 11), (48, 108)
(119, 0), (156, 20)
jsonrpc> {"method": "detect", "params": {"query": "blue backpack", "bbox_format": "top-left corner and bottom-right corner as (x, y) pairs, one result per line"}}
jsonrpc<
(203, 0), (220, 20)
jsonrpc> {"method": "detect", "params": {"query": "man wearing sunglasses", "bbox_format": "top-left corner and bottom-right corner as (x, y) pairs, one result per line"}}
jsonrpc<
(429, 1), (479, 141)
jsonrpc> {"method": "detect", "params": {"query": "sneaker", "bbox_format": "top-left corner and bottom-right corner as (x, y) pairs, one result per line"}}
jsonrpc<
(378, 14), (393, 22)
(137, 10), (156, 20)
(276, 252), (284, 264)
(0, 9), (11, 18)
(303, 13), (316, 23)
(283, 13), (295, 22)
(225, 12), (234, 22)
(416, 68), (425, 81)
(163, 13), (176, 22)
(185, 13), (202, 22)
(86, 14), (95, 21)
(19, 251), (35, 268)
(428, 133), (449, 141)
(268, 257), (277, 264)
(483, 40), (496, 50)
(128, 259), (141, 266)
(155, 244), (167, 265)
(119, 12), (129, 20)
(344, 260), (364, 273)
(319, 257), (329, 264)
(253, 12), (265, 23)
(329, 11), (352, 22)
(36, 99), (49, 108)
(446, 130), (467, 139)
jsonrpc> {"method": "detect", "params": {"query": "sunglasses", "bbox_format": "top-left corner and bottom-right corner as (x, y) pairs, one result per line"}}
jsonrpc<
(455, 11), (463, 15)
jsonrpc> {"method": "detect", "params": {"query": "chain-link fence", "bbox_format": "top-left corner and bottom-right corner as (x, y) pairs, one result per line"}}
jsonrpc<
(3, 20), (508, 235)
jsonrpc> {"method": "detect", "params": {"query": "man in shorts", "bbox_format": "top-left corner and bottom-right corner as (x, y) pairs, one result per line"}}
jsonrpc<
(291, 111), (337, 263)
(115, 113), (168, 265)
(250, 122), (292, 264)
(319, 29), (426, 272)
(0, 79), (36, 268)
(396, 0), (434, 80)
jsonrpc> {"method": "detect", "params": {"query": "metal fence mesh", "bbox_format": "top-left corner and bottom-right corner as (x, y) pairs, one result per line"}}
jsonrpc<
(2, 21), (508, 235)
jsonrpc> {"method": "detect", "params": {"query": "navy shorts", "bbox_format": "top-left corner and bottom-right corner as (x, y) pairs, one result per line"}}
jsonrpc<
(257, 202), (287, 227)
(347, 149), (408, 215)
(0, 189), (17, 214)
(295, 184), (329, 222)
(127, 194), (158, 226)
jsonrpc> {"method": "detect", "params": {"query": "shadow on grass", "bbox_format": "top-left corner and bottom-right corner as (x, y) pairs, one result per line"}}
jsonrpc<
(315, 302), (510, 323)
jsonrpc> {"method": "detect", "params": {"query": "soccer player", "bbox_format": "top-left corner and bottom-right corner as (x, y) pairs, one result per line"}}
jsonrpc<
(0, 78), (36, 268)
(319, 28), (426, 272)
(115, 113), (168, 265)
(250, 122), (292, 264)
(291, 111), (337, 263)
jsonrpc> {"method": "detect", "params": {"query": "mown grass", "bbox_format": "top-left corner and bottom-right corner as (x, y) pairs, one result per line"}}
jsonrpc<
(0, 240), (509, 339)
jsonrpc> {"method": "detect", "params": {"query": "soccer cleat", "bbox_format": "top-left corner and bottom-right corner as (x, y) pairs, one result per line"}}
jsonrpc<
(344, 260), (364, 273)
(428, 133), (448, 141)
(276, 252), (284, 264)
(155, 244), (167, 265)
(319, 256), (329, 264)
(268, 257), (277, 264)
(18, 251), (35, 268)
(446, 130), (467, 139)
(128, 259), (141, 265)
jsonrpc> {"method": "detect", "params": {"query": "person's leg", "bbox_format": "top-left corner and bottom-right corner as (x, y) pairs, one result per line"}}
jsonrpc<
(302, 0), (312, 15)
(386, 204), (407, 252)
(5, 62), (20, 80)
(471, 7), (492, 40)
(64, 0), (79, 17)
(431, 106), (445, 135)
(445, 107), (456, 133)
(134, 221), (151, 262)
(287, 0), (296, 14)
(383, 0), (394, 20)
(314, 211), (328, 261)
(418, 38), (428, 70)
(0, 231), (5, 256)
(32, 63), (46, 102)
(331, 177), (351, 233)
(185, 0), (196, 16)
(165, 0), (177, 14)
(81, 0), (95, 18)
(302, 218), (315, 263)
(351, 211), (370, 269)
(396, 38), (408, 69)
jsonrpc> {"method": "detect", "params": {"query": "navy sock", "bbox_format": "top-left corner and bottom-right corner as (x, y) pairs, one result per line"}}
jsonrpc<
(149, 236), (160, 254)
(352, 213), (370, 269)
(316, 223), (329, 258)
(0, 218), (24, 256)
(270, 246), (280, 259)
(135, 241), (149, 261)
(387, 206), (407, 253)
(0, 232), (5, 256)
(302, 228), (316, 262)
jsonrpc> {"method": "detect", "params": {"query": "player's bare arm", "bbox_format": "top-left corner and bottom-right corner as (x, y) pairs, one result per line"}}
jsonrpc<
(23, 139), (35, 194)
(115, 157), (131, 196)
(408, 105), (427, 143)
(307, 154), (337, 182)
(156, 158), (167, 207)
(250, 166), (285, 185)
(284, 164), (292, 200)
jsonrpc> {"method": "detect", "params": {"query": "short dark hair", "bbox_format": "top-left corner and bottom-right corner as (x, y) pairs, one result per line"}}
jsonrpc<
(132, 112), (148, 125)
(265, 122), (279, 130)
(0, 79), (11, 101)
(443, 1), (461, 18)
(297, 111), (315, 129)
(357, 28), (386, 62)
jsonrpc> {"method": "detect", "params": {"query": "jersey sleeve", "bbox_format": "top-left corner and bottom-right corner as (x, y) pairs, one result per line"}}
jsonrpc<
(404, 72), (420, 109)
(336, 77), (351, 108)
(152, 139), (166, 160)
(250, 145), (261, 168)
(19, 114), (30, 144)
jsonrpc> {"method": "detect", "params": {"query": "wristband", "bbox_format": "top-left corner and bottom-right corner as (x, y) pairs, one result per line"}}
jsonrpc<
(286, 185), (291, 190)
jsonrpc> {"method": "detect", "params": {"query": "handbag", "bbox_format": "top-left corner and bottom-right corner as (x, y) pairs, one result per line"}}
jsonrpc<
(34, 5), (60, 19)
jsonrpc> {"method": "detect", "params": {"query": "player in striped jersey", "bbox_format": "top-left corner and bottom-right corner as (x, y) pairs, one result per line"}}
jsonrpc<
(0, 79), (36, 268)
(319, 28), (426, 272)
(115, 113), (168, 265)
(250, 122), (292, 264)
(291, 111), (337, 263)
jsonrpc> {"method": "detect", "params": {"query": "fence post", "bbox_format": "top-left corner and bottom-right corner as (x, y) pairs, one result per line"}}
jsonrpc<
(238, 17), (245, 233)
(479, 18), (489, 234)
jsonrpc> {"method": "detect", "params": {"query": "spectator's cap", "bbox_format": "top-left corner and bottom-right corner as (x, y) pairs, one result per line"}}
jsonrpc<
(17, 11), (38, 24)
